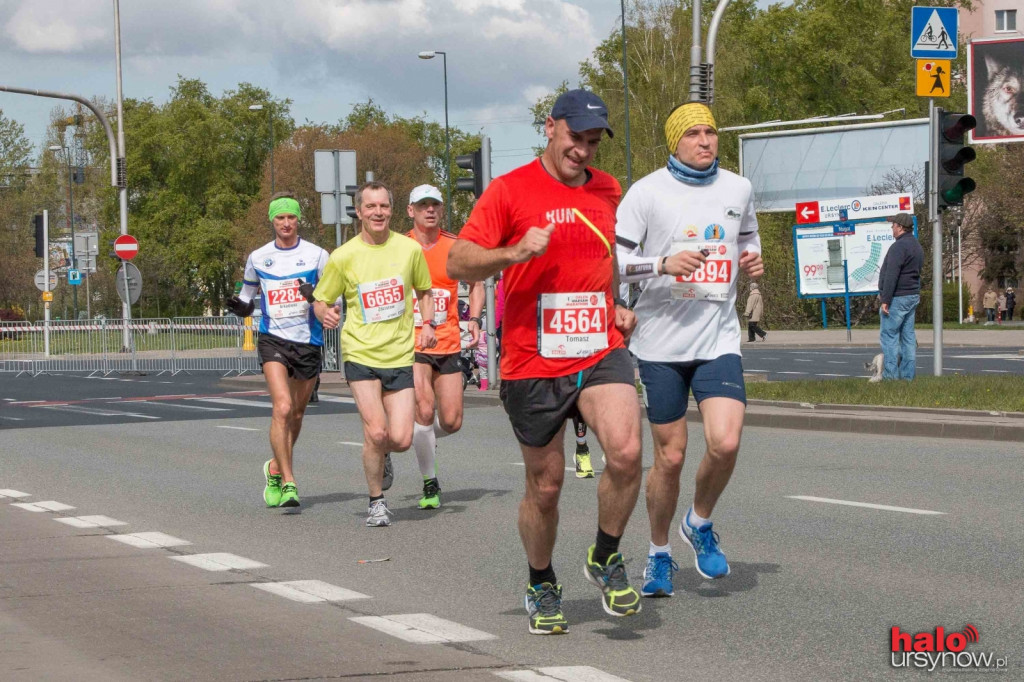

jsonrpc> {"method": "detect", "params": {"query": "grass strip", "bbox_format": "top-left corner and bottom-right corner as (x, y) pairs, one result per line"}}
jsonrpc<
(746, 375), (1024, 412)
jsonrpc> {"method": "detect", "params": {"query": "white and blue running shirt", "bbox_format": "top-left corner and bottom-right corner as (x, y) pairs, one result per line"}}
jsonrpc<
(240, 239), (330, 345)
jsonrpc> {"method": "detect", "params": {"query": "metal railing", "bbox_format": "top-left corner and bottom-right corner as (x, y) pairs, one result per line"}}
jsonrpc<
(0, 317), (340, 376)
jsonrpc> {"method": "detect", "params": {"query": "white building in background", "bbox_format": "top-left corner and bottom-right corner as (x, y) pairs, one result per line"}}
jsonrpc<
(962, 1), (1023, 39)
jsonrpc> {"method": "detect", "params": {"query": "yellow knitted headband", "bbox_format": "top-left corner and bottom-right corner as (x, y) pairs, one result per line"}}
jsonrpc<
(665, 103), (717, 152)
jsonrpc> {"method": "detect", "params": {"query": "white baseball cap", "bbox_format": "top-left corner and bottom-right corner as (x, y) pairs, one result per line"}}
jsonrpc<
(409, 184), (443, 204)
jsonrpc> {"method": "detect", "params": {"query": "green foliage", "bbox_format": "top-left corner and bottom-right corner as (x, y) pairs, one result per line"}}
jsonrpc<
(918, 281), (973, 323)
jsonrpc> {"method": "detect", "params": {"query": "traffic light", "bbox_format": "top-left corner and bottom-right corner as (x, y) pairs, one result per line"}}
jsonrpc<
(454, 136), (492, 200)
(345, 184), (357, 220)
(936, 109), (977, 210)
(33, 214), (44, 258)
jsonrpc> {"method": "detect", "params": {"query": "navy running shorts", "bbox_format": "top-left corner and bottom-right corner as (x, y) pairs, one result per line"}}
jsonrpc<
(637, 354), (746, 424)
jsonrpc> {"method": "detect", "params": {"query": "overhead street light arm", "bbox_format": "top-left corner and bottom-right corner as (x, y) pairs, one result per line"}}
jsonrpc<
(0, 84), (120, 189)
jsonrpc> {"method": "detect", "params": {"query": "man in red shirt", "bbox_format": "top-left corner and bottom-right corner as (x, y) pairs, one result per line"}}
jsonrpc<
(406, 184), (484, 510)
(448, 89), (643, 635)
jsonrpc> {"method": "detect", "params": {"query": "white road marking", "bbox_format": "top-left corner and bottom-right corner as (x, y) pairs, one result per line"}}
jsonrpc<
(315, 396), (356, 404)
(0, 489), (31, 499)
(38, 404), (160, 419)
(981, 369), (1009, 373)
(338, 441), (364, 446)
(744, 369), (768, 373)
(776, 371), (808, 375)
(251, 580), (370, 603)
(170, 553), (267, 571)
(787, 495), (945, 515)
(350, 614), (497, 643)
(496, 667), (633, 682)
(108, 532), (192, 548)
(11, 501), (75, 512)
(55, 515), (128, 529)
(827, 361), (848, 364)
(814, 373), (848, 377)
(1, 417), (24, 421)
(3, 398), (14, 401)
(217, 425), (260, 431)
(950, 354), (1024, 360)
(125, 400), (230, 411)
(794, 359), (813, 363)
(189, 398), (273, 409)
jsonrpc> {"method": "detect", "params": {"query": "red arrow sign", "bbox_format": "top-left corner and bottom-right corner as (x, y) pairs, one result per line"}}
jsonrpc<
(795, 201), (820, 224)
(113, 234), (139, 260)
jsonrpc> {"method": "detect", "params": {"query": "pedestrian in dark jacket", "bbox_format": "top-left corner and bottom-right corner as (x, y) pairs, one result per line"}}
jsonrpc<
(1006, 287), (1016, 321)
(877, 213), (923, 380)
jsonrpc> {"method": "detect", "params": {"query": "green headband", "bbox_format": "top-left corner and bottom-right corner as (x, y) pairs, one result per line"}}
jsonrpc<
(268, 197), (301, 222)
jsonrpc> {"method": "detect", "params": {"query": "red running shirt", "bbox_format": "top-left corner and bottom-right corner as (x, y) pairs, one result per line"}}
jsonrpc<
(457, 159), (624, 380)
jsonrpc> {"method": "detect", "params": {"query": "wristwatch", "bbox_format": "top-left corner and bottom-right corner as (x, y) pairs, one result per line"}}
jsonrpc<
(469, 316), (482, 325)
(426, 320), (439, 329)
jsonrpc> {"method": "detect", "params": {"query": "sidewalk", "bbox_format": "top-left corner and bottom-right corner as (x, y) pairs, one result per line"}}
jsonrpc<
(221, 374), (1024, 443)
(757, 328), (1024, 348)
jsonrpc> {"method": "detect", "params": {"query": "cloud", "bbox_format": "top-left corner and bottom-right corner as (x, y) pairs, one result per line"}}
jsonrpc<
(0, 0), (600, 110)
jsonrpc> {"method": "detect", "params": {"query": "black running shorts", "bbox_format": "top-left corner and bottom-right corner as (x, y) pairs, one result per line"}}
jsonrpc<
(258, 335), (322, 381)
(499, 348), (635, 448)
(414, 352), (462, 375)
(344, 361), (414, 392)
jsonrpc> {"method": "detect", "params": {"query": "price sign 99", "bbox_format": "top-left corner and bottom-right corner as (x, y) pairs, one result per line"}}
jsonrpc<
(803, 264), (824, 277)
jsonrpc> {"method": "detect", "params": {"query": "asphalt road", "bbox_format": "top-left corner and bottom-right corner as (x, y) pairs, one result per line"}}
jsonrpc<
(2, 381), (1022, 681)
(741, 344), (1024, 381)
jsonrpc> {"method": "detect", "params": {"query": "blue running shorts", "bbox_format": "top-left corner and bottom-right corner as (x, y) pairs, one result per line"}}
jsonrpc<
(637, 354), (746, 424)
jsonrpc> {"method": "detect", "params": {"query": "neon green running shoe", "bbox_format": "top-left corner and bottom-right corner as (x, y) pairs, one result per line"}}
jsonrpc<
(525, 582), (569, 635)
(584, 545), (642, 617)
(278, 481), (300, 508)
(263, 459), (282, 507)
(574, 446), (595, 479)
(418, 477), (441, 510)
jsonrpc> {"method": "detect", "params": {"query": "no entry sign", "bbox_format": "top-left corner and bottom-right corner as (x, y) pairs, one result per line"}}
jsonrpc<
(114, 234), (139, 260)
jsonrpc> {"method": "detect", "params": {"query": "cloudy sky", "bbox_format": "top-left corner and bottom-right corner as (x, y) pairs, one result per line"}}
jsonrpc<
(0, 1), (770, 175)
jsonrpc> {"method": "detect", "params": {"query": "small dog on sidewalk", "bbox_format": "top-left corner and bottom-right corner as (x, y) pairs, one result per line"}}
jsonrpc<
(864, 354), (884, 383)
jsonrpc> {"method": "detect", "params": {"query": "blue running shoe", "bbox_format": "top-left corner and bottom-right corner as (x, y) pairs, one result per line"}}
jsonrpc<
(679, 513), (730, 579)
(641, 552), (679, 597)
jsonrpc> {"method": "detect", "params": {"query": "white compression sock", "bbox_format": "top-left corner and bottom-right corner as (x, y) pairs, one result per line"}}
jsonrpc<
(649, 541), (672, 556)
(413, 422), (437, 478)
(432, 414), (451, 439)
(687, 507), (710, 528)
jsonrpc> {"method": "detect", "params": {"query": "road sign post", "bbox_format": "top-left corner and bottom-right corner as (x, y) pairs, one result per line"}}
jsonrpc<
(314, 149), (357, 247)
(113, 234), (138, 353)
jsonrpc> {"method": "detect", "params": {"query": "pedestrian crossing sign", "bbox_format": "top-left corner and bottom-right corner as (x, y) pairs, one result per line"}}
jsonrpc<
(911, 6), (958, 59)
(916, 59), (951, 98)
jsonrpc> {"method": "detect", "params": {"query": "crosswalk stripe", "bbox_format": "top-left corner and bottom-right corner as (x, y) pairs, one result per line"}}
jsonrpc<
(11, 501), (75, 512)
(0, 489), (31, 499)
(39, 404), (160, 419)
(124, 400), (230, 411)
(496, 667), (633, 682)
(108, 532), (192, 548)
(55, 515), (128, 529)
(251, 580), (370, 603)
(170, 553), (267, 571)
(350, 613), (496, 643)
(787, 495), (945, 515)
(189, 398), (273, 409)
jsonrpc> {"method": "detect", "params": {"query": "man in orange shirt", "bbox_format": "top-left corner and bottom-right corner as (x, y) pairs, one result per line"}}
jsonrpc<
(407, 185), (484, 509)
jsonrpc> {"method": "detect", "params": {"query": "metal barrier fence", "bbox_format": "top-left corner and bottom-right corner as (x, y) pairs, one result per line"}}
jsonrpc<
(0, 317), (341, 376)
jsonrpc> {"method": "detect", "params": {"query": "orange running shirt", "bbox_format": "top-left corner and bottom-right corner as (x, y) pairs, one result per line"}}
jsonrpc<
(408, 230), (462, 355)
(457, 159), (624, 380)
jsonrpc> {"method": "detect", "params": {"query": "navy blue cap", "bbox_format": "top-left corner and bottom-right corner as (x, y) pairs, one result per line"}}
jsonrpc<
(550, 89), (614, 138)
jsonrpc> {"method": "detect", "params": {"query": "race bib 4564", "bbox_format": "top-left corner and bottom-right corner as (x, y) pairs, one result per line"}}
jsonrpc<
(537, 292), (608, 359)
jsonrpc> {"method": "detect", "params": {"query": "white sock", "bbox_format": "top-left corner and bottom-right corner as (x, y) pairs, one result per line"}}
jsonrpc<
(576, 436), (587, 446)
(413, 422), (437, 478)
(432, 414), (450, 439)
(686, 507), (710, 528)
(649, 542), (671, 556)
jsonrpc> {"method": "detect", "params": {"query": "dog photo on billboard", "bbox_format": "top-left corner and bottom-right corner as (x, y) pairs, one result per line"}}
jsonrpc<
(970, 38), (1024, 141)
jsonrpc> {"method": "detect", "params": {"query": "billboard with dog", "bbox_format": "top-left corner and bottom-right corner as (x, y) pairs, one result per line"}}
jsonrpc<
(968, 37), (1024, 143)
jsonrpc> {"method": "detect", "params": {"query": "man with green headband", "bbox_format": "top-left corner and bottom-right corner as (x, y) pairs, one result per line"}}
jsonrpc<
(228, 192), (330, 509)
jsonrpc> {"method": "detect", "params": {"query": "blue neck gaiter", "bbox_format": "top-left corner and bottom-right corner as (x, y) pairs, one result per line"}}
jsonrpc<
(667, 154), (719, 186)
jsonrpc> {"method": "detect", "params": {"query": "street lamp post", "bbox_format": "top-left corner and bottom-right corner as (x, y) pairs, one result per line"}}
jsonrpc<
(418, 50), (451, 230)
(49, 142), (78, 319)
(249, 103), (275, 193)
(620, 0), (633, 188)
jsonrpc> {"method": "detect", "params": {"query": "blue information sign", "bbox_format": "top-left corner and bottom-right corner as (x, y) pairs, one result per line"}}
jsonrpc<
(911, 6), (958, 59)
(68, 269), (81, 285)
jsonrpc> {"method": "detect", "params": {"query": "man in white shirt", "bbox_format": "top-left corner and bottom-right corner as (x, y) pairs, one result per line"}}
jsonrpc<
(616, 102), (763, 595)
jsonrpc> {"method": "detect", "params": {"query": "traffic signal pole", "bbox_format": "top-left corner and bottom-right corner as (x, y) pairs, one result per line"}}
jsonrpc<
(929, 99), (942, 376)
